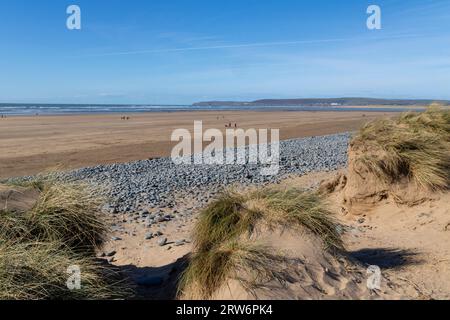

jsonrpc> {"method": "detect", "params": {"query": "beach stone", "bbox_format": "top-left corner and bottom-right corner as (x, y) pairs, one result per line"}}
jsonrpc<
(175, 240), (186, 246)
(145, 232), (154, 240)
(155, 216), (166, 223)
(158, 238), (168, 246)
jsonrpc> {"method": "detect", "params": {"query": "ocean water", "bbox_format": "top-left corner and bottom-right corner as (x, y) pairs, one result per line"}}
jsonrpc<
(0, 103), (423, 115)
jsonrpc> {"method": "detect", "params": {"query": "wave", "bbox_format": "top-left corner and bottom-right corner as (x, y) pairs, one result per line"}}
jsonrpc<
(0, 104), (422, 115)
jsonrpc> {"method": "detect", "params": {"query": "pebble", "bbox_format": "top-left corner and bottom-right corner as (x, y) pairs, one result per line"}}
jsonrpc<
(175, 240), (186, 246)
(158, 238), (168, 246)
(145, 232), (154, 240)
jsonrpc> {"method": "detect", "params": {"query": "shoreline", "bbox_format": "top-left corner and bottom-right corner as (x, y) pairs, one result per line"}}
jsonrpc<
(0, 105), (429, 117)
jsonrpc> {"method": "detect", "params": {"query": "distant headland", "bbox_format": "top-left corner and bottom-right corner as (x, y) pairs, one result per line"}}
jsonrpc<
(192, 97), (450, 107)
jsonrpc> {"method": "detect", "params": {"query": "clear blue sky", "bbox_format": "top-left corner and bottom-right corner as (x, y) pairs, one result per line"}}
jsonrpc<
(1, 0), (449, 104)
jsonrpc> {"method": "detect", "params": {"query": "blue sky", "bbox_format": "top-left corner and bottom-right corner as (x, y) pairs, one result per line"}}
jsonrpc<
(0, 0), (449, 104)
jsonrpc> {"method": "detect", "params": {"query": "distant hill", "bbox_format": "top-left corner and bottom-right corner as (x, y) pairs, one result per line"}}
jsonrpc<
(193, 97), (450, 107)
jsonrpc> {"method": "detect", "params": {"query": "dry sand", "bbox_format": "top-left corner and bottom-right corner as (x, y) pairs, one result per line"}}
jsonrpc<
(0, 110), (394, 179)
(100, 170), (450, 300)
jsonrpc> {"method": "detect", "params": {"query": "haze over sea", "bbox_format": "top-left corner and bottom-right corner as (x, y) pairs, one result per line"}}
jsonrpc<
(0, 104), (423, 116)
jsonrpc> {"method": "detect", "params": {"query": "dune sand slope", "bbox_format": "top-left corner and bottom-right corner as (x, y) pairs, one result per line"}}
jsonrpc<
(100, 170), (449, 300)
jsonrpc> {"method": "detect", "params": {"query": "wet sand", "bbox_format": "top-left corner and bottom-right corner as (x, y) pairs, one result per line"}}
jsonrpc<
(0, 110), (395, 179)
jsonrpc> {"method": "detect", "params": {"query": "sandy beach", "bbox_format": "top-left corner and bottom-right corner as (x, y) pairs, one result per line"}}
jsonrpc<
(0, 110), (395, 179)
(1, 108), (449, 301)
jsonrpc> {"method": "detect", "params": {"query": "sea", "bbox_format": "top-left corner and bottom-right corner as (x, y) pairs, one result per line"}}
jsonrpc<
(0, 103), (424, 116)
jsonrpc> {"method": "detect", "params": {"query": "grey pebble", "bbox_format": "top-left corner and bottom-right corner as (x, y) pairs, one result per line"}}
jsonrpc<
(158, 238), (168, 246)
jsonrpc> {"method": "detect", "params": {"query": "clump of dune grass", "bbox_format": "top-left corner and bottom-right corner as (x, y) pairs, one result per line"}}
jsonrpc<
(193, 187), (342, 253)
(179, 186), (342, 299)
(352, 107), (450, 191)
(179, 241), (291, 300)
(0, 181), (108, 253)
(0, 180), (129, 300)
(251, 188), (343, 251)
(0, 241), (127, 300)
(192, 191), (262, 252)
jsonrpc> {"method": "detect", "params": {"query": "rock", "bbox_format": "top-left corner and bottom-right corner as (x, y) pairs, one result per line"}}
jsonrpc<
(155, 216), (166, 223)
(111, 236), (122, 241)
(175, 240), (186, 246)
(158, 238), (168, 246)
(145, 232), (154, 240)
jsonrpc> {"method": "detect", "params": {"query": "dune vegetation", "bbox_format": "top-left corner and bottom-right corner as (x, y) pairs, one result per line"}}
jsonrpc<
(0, 180), (128, 300)
(178, 186), (343, 299)
(351, 107), (450, 191)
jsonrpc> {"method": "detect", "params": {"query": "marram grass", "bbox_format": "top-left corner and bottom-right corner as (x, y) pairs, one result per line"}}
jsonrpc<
(0, 180), (129, 300)
(352, 107), (450, 191)
(0, 181), (108, 253)
(0, 241), (127, 300)
(179, 187), (342, 299)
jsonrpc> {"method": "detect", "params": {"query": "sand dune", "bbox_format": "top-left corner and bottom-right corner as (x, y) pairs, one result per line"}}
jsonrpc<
(98, 170), (449, 300)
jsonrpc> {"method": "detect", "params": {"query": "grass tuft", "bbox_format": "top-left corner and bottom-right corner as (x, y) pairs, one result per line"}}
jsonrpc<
(352, 107), (450, 191)
(0, 181), (108, 253)
(0, 180), (128, 300)
(251, 188), (343, 251)
(179, 241), (290, 300)
(0, 240), (127, 300)
(179, 186), (342, 299)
